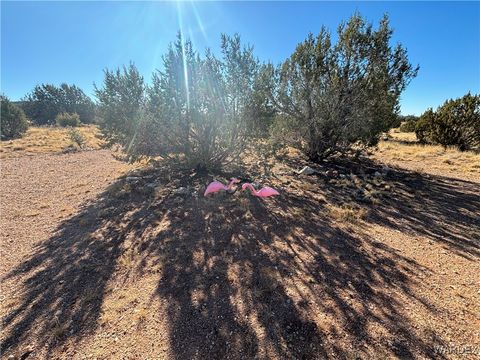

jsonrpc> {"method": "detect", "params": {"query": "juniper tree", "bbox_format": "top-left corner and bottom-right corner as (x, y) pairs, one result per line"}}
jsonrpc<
(0, 95), (29, 140)
(96, 34), (259, 169)
(264, 13), (418, 161)
(415, 93), (479, 150)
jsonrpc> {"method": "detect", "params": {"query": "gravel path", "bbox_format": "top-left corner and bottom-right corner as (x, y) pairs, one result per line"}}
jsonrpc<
(0, 150), (131, 274)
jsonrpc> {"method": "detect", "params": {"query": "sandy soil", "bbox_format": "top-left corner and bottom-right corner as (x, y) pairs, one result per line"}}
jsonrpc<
(1, 145), (479, 359)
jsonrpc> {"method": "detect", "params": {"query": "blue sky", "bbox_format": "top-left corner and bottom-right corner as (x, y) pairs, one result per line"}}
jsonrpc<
(1, 1), (479, 115)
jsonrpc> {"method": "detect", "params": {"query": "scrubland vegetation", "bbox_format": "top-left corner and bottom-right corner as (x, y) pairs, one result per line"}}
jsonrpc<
(0, 96), (29, 140)
(1, 11), (479, 360)
(0, 125), (102, 158)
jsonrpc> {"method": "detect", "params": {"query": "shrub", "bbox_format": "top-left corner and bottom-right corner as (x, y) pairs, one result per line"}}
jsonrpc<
(96, 34), (258, 170)
(0, 95), (29, 140)
(415, 94), (479, 150)
(94, 63), (145, 151)
(263, 14), (418, 161)
(399, 119), (417, 132)
(415, 109), (434, 143)
(56, 112), (80, 127)
(68, 128), (85, 148)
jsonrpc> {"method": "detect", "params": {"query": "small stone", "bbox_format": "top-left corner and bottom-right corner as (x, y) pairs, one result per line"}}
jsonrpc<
(297, 166), (317, 175)
(173, 187), (189, 196)
(374, 171), (382, 177)
(125, 176), (141, 183)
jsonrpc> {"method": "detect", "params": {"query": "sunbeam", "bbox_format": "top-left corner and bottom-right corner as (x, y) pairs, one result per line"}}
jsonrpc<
(176, 2), (191, 110)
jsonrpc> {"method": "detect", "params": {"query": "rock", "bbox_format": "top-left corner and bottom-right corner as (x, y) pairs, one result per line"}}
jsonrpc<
(382, 136), (389, 141)
(374, 171), (382, 177)
(297, 166), (317, 175)
(173, 187), (189, 196)
(125, 176), (141, 183)
(381, 165), (390, 175)
(339, 174), (346, 179)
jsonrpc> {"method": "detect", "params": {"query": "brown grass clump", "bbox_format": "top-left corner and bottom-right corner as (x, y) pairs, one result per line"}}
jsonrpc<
(327, 204), (368, 224)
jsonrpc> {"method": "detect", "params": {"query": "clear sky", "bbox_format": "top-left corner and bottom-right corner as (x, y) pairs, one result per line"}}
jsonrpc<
(1, 1), (479, 115)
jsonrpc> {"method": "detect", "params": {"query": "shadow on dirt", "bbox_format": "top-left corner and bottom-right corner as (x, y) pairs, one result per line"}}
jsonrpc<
(3, 155), (476, 358)
(316, 157), (480, 260)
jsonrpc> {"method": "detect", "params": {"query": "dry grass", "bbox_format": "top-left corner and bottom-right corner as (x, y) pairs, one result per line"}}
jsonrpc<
(375, 130), (480, 179)
(327, 204), (368, 224)
(0, 125), (104, 159)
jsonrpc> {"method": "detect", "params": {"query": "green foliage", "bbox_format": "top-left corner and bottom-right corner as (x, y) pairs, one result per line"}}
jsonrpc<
(399, 116), (418, 132)
(22, 84), (95, 125)
(94, 63), (145, 151)
(244, 65), (277, 137)
(1, 95), (30, 140)
(415, 109), (435, 143)
(68, 128), (85, 148)
(56, 112), (80, 127)
(415, 93), (479, 150)
(263, 13), (418, 161)
(96, 34), (259, 169)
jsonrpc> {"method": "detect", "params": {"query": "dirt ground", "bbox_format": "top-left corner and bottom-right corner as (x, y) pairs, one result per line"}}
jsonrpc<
(1, 133), (479, 359)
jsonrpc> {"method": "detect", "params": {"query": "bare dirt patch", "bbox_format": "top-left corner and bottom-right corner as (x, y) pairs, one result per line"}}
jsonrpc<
(1, 143), (479, 359)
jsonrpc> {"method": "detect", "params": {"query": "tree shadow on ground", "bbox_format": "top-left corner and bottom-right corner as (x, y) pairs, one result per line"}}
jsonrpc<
(3, 156), (473, 358)
(314, 157), (480, 260)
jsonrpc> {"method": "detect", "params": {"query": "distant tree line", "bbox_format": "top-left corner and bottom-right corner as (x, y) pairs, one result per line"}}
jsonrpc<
(21, 83), (95, 125)
(1, 83), (96, 139)
(398, 115), (419, 133)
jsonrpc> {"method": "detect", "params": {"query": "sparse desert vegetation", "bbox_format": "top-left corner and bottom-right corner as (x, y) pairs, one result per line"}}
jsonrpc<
(376, 131), (480, 181)
(1, 3), (479, 360)
(0, 125), (103, 159)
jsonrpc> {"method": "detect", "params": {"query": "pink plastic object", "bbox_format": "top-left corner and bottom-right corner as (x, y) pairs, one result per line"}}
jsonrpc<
(242, 183), (280, 197)
(204, 178), (240, 196)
